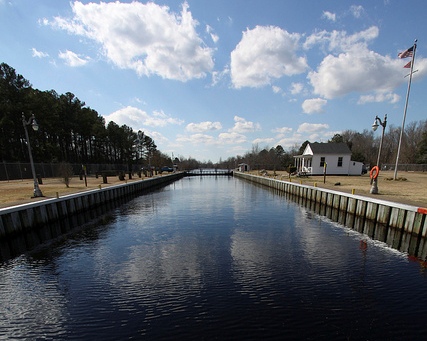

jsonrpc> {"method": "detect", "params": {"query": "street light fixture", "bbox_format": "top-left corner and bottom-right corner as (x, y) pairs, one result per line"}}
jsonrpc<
(22, 112), (43, 198)
(370, 114), (387, 194)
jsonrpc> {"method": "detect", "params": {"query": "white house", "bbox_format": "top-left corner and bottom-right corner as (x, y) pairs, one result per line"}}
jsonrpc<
(238, 163), (250, 172)
(294, 142), (364, 175)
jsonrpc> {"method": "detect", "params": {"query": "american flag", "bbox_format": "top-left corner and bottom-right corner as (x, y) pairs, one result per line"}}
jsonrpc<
(403, 61), (411, 68)
(398, 45), (414, 59)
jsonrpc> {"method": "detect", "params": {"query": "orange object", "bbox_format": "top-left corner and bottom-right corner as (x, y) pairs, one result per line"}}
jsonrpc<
(370, 165), (379, 180)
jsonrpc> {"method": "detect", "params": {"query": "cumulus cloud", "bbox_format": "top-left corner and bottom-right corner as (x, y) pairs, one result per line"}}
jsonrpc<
(186, 121), (222, 132)
(143, 130), (169, 144)
(105, 106), (184, 128)
(252, 137), (274, 145)
(176, 133), (216, 144)
(58, 50), (90, 66)
(304, 26), (379, 52)
(350, 5), (364, 18)
(276, 136), (301, 147)
(302, 25), (426, 100)
(302, 98), (327, 114)
(358, 92), (400, 104)
(307, 46), (409, 99)
(290, 82), (303, 95)
(218, 132), (247, 144)
(272, 126), (293, 135)
(46, 1), (214, 81)
(229, 116), (261, 133)
(322, 11), (336, 22)
(272, 85), (282, 94)
(31, 48), (49, 58)
(230, 25), (308, 88)
(176, 131), (246, 146)
(297, 122), (329, 133)
(302, 25), (427, 101)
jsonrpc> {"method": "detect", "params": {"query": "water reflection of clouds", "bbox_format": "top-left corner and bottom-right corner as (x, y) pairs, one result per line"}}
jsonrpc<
(97, 178), (239, 307)
(229, 201), (357, 299)
(0, 260), (67, 338)
(231, 229), (276, 296)
(294, 207), (360, 282)
(108, 232), (209, 304)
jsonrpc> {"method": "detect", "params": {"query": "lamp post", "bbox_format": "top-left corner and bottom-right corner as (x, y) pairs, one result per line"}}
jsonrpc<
(370, 114), (387, 194)
(22, 112), (43, 197)
(135, 130), (143, 161)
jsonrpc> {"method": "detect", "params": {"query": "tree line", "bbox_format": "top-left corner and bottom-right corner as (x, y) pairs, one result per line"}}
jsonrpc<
(2, 61), (426, 173)
(0, 62), (173, 170)
(216, 119), (427, 172)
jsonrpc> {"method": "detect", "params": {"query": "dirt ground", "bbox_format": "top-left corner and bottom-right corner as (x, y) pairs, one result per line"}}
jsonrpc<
(0, 174), (146, 208)
(249, 170), (427, 208)
(0, 170), (426, 209)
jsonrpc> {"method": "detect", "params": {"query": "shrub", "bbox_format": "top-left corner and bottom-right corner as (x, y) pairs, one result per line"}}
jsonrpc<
(59, 162), (73, 188)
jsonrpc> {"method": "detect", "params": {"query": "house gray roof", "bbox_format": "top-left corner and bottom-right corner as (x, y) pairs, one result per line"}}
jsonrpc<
(309, 142), (351, 154)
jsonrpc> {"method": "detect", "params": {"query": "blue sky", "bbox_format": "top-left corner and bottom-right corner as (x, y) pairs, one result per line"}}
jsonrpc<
(1, 0), (426, 163)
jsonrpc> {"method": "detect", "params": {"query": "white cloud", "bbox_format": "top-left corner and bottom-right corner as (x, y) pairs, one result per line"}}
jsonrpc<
(252, 137), (274, 145)
(105, 106), (183, 128)
(307, 46), (408, 99)
(175, 130), (246, 147)
(358, 92), (400, 104)
(272, 126), (293, 135)
(304, 26), (379, 52)
(144, 130), (169, 144)
(58, 50), (89, 66)
(186, 121), (222, 132)
(206, 25), (219, 43)
(322, 11), (336, 22)
(302, 98), (327, 114)
(176, 133), (216, 144)
(303, 25), (427, 100)
(47, 1), (214, 81)
(272, 85), (282, 94)
(229, 116), (261, 133)
(230, 25), (308, 88)
(297, 122), (329, 133)
(290, 82), (303, 95)
(211, 67), (229, 86)
(218, 132), (247, 144)
(350, 5), (364, 18)
(275, 132), (305, 148)
(227, 145), (247, 157)
(31, 48), (49, 58)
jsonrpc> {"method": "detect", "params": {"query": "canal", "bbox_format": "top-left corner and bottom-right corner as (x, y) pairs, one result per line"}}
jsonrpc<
(1, 176), (427, 340)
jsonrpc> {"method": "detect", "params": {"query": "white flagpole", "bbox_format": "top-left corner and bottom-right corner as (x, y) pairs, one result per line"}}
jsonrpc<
(394, 39), (417, 180)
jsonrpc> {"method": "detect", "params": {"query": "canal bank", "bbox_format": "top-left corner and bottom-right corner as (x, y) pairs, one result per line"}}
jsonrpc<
(235, 171), (427, 259)
(1, 170), (427, 259)
(0, 173), (184, 239)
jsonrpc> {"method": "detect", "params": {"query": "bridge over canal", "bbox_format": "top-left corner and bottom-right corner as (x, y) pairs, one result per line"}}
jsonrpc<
(184, 169), (233, 176)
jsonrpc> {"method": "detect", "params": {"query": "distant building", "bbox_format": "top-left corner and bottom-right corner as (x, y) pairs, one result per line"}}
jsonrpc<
(238, 163), (250, 172)
(294, 142), (363, 175)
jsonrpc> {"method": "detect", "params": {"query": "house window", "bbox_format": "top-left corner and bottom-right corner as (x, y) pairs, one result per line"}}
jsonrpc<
(320, 157), (325, 167)
(337, 157), (343, 167)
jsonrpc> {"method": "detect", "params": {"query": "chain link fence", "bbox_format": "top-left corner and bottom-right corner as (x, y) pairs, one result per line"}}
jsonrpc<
(1, 162), (425, 181)
(381, 164), (427, 172)
(0, 162), (134, 181)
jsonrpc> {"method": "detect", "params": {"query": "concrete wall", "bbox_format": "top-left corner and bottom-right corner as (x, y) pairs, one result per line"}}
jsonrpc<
(234, 172), (427, 259)
(2, 171), (426, 260)
(0, 173), (184, 239)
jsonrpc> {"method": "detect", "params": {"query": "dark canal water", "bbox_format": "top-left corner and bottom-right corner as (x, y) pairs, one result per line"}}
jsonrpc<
(1, 176), (427, 340)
